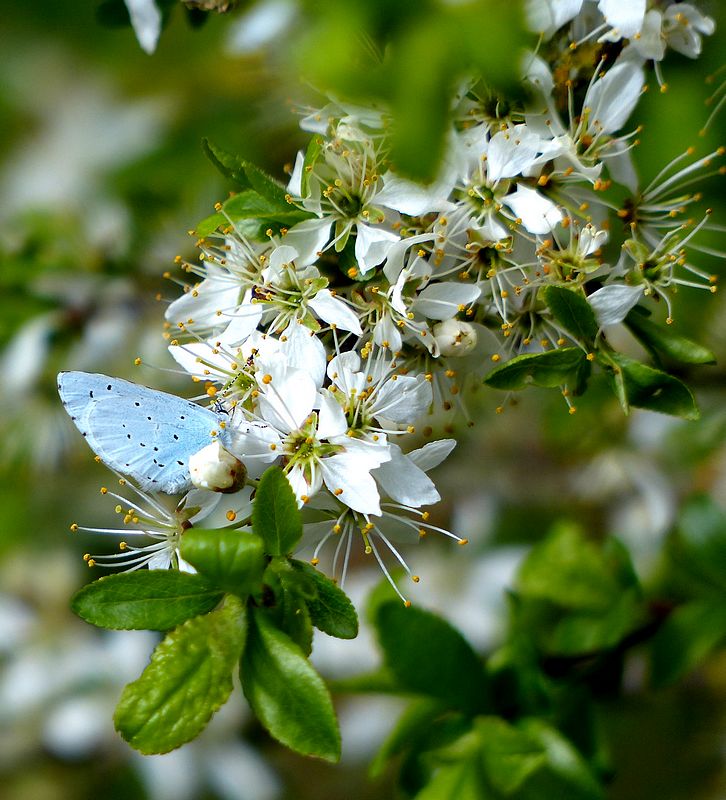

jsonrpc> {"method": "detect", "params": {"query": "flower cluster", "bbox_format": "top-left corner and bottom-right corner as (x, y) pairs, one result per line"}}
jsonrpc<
(70, 0), (721, 592)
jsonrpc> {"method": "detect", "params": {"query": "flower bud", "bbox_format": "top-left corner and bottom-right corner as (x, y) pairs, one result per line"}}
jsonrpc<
(432, 319), (477, 357)
(189, 441), (246, 493)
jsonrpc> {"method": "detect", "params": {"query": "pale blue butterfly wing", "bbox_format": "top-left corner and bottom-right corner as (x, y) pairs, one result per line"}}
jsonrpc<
(58, 371), (232, 493)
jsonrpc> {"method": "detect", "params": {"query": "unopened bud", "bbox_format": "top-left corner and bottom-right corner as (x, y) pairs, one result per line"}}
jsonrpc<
(189, 441), (246, 493)
(432, 319), (478, 357)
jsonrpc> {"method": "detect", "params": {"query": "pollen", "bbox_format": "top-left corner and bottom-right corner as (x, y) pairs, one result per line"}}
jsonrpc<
(262, 374), (273, 384)
(226, 510), (237, 522)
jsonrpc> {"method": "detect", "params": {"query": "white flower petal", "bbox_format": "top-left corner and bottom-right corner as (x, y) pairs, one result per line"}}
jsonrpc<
(167, 341), (235, 380)
(584, 61), (644, 135)
(321, 447), (389, 515)
(407, 439), (457, 472)
(599, 0), (645, 38)
(259, 368), (317, 432)
(413, 282), (481, 321)
(355, 224), (400, 275)
(503, 185), (562, 234)
(280, 322), (326, 388)
(375, 172), (455, 216)
(309, 289), (362, 334)
(372, 376), (432, 424)
(588, 284), (644, 326)
(283, 217), (332, 265)
(317, 392), (348, 439)
(124, 0), (162, 54)
(164, 272), (240, 329)
(487, 124), (542, 183)
(373, 446), (440, 507)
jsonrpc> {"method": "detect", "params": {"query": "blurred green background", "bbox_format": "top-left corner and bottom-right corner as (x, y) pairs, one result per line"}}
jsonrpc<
(0, 3), (725, 799)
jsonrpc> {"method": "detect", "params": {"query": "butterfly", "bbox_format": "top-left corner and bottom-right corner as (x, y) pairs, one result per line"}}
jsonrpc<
(57, 371), (234, 493)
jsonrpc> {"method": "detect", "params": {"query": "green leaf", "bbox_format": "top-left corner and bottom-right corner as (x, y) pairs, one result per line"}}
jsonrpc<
(674, 495), (726, 593)
(370, 698), (445, 777)
(517, 524), (620, 612)
(293, 560), (359, 639)
(546, 590), (643, 656)
(265, 558), (314, 656)
(625, 309), (716, 365)
(114, 598), (247, 754)
(389, 22), (451, 182)
(543, 286), (598, 345)
(253, 467), (302, 556)
(180, 528), (266, 597)
(241, 607), (340, 761)
(223, 190), (310, 225)
(650, 601), (726, 687)
(194, 211), (226, 237)
(484, 348), (587, 391)
(375, 602), (488, 713)
(201, 138), (252, 189)
(476, 717), (547, 795)
(413, 758), (485, 800)
(301, 134), (324, 197)
(242, 161), (290, 206)
(600, 353), (699, 420)
(517, 719), (605, 800)
(71, 571), (224, 631)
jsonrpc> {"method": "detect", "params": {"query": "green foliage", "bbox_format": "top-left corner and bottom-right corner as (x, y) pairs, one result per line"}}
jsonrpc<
(513, 525), (644, 657)
(71, 571), (224, 630)
(180, 527), (266, 597)
(543, 286), (598, 346)
(293, 1), (527, 181)
(484, 348), (588, 391)
(375, 601), (489, 712)
(650, 495), (726, 686)
(71, 466), (355, 761)
(293, 559), (359, 639)
(241, 607), (341, 761)
(114, 597), (247, 754)
(252, 466), (303, 556)
(625, 308), (716, 366)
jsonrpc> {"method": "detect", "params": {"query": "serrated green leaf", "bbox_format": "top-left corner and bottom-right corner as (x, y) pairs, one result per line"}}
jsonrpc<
(253, 467), (302, 556)
(543, 286), (599, 345)
(241, 607), (340, 761)
(242, 161), (290, 206)
(201, 138), (252, 189)
(223, 190), (311, 225)
(71, 571), (223, 631)
(114, 598), (247, 754)
(293, 560), (359, 639)
(517, 524), (620, 612)
(476, 717), (547, 795)
(375, 602), (489, 713)
(625, 310), (716, 365)
(604, 353), (699, 420)
(484, 348), (587, 391)
(180, 528), (266, 597)
(650, 601), (726, 687)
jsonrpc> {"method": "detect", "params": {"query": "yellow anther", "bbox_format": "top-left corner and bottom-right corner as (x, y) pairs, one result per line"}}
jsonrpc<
(100, 487), (108, 494)
(491, 354), (501, 362)
(412, 575), (420, 583)
(226, 510), (237, 522)
(70, 523), (79, 532)
(262, 374), (272, 384)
